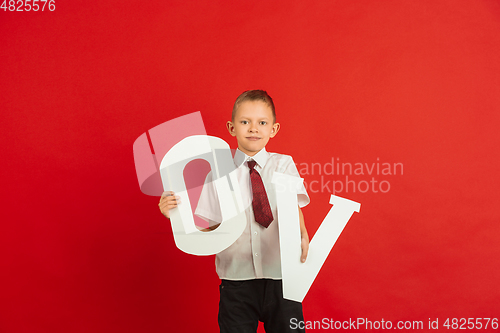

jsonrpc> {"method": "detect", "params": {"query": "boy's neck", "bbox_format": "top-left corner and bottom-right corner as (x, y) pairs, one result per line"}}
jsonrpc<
(238, 147), (265, 157)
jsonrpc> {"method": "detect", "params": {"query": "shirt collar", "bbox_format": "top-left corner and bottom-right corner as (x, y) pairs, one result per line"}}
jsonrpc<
(234, 148), (270, 169)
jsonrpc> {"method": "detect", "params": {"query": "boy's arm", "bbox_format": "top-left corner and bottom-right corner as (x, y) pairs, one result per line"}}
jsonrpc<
(198, 221), (221, 232)
(299, 206), (309, 263)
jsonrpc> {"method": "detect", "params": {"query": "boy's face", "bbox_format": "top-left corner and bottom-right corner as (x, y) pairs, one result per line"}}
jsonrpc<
(227, 100), (280, 156)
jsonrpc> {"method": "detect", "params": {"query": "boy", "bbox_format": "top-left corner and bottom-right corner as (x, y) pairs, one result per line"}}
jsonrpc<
(159, 90), (310, 332)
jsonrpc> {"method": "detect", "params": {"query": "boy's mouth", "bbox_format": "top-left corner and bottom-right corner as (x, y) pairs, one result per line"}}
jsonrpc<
(246, 137), (261, 141)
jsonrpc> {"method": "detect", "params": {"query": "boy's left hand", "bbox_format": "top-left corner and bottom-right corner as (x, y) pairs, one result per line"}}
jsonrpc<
(299, 206), (309, 263)
(301, 234), (309, 263)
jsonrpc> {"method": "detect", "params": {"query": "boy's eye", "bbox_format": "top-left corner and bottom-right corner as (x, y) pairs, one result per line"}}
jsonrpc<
(260, 121), (267, 125)
(241, 120), (248, 124)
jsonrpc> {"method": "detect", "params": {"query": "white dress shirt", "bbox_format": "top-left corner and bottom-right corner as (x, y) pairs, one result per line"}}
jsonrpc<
(195, 148), (310, 280)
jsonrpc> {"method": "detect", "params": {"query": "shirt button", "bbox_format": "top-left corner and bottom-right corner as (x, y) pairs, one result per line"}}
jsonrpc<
(254, 231), (258, 235)
(255, 253), (258, 257)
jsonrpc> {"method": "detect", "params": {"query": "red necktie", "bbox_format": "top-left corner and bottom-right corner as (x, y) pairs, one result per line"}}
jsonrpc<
(247, 160), (273, 228)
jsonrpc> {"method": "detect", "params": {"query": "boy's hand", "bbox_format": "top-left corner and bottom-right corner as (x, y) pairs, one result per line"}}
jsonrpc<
(299, 206), (309, 263)
(158, 191), (181, 219)
(301, 233), (309, 263)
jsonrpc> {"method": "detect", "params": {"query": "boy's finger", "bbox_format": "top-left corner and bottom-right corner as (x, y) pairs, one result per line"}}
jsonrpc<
(160, 199), (178, 207)
(159, 195), (179, 205)
(160, 202), (180, 212)
(161, 194), (180, 201)
(166, 196), (181, 205)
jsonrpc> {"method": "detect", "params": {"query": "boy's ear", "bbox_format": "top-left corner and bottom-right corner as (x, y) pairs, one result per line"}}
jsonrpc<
(226, 121), (236, 136)
(270, 122), (280, 138)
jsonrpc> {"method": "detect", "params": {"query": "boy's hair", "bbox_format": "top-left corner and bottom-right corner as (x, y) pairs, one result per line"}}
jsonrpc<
(232, 90), (276, 123)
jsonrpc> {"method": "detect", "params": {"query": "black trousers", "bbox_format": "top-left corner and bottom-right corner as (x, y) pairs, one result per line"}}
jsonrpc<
(218, 279), (306, 333)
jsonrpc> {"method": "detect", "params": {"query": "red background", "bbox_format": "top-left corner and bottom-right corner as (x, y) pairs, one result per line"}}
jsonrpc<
(2, 1), (500, 332)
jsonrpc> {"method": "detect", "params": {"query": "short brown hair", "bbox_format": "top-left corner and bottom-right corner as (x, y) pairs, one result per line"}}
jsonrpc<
(232, 90), (276, 123)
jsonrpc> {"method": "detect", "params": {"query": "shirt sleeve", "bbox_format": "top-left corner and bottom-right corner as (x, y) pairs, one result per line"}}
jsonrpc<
(194, 172), (223, 225)
(280, 155), (310, 208)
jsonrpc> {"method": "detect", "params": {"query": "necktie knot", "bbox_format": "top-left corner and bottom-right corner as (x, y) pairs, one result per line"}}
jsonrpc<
(247, 160), (257, 171)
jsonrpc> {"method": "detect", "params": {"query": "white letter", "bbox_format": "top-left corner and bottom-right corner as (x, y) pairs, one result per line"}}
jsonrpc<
(272, 172), (361, 302)
(159, 135), (247, 255)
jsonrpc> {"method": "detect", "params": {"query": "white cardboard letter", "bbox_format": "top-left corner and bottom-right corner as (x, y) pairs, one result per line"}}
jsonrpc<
(159, 135), (247, 255)
(272, 172), (361, 302)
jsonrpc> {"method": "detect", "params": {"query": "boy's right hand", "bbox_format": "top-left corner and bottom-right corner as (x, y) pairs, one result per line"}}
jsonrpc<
(158, 191), (181, 219)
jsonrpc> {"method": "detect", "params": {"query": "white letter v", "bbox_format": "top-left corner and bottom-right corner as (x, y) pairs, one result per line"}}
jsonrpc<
(272, 172), (361, 302)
